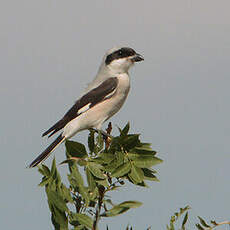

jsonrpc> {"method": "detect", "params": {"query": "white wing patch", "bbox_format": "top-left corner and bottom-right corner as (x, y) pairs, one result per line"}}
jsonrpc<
(104, 88), (117, 100)
(77, 84), (117, 115)
(78, 103), (91, 115)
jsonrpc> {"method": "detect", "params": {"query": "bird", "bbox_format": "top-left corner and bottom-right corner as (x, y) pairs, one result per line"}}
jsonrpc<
(29, 47), (144, 168)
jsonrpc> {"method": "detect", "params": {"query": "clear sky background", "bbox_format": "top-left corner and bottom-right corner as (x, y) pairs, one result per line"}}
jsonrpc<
(1, 0), (230, 229)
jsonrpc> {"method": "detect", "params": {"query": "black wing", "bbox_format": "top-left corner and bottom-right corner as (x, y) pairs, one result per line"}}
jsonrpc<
(42, 77), (118, 137)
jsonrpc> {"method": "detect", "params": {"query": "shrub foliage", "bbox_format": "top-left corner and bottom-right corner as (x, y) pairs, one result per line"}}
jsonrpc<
(38, 122), (162, 230)
(37, 122), (229, 230)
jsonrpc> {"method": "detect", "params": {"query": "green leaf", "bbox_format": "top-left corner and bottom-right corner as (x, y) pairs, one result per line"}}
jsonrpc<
(67, 165), (89, 205)
(87, 162), (106, 179)
(167, 206), (191, 230)
(60, 158), (87, 167)
(38, 164), (50, 177)
(69, 212), (80, 226)
(182, 212), (189, 228)
(86, 167), (96, 191)
(128, 165), (144, 184)
(168, 220), (175, 230)
(67, 174), (86, 198)
(96, 178), (109, 187)
(103, 159), (119, 173)
(120, 122), (130, 136)
(97, 152), (115, 164)
(111, 162), (131, 177)
(198, 216), (211, 228)
(88, 187), (98, 202)
(134, 181), (148, 187)
(68, 164), (84, 187)
(139, 142), (152, 150)
(61, 184), (74, 203)
(60, 158), (79, 165)
(196, 224), (205, 230)
(133, 156), (163, 168)
(103, 153), (127, 173)
(95, 132), (104, 153)
(101, 200), (142, 217)
(101, 206), (129, 217)
(109, 136), (122, 152)
(77, 159), (87, 166)
(79, 186), (89, 206)
(38, 176), (51, 187)
(142, 168), (159, 181)
(131, 147), (157, 156)
(122, 134), (140, 151)
(104, 199), (115, 207)
(65, 140), (88, 158)
(115, 151), (124, 167)
(75, 213), (94, 229)
(45, 178), (56, 193)
(119, 200), (142, 208)
(51, 158), (57, 177)
(47, 190), (69, 213)
(48, 158), (62, 187)
(51, 206), (68, 230)
(42, 164), (51, 176)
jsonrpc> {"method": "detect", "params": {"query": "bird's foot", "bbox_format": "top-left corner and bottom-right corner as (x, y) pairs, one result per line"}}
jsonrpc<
(90, 128), (112, 139)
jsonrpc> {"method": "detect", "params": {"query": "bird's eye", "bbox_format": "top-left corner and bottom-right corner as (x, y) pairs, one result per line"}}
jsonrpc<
(118, 50), (123, 56)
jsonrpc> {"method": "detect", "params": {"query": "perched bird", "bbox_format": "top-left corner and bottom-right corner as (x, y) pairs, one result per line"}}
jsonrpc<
(29, 47), (144, 168)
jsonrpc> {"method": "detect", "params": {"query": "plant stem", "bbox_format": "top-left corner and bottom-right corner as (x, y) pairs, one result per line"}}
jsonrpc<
(210, 220), (230, 229)
(92, 185), (105, 230)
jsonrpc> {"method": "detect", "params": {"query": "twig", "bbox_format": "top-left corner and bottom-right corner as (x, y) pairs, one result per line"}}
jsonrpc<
(105, 122), (112, 149)
(106, 122), (112, 135)
(209, 220), (230, 229)
(92, 185), (105, 230)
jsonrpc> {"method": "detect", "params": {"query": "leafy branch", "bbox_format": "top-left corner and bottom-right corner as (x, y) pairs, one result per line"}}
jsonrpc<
(166, 206), (230, 230)
(38, 122), (162, 230)
(196, 217), (230, 230)
(167, 205), (191, 230)
(37, 122), (228, 230)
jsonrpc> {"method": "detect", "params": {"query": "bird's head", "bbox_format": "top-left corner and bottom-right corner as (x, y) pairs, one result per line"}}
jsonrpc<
(104, 47), (144, 74)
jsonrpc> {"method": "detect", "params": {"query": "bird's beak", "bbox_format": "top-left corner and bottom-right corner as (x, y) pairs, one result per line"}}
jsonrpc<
(131, 53), (144, 62)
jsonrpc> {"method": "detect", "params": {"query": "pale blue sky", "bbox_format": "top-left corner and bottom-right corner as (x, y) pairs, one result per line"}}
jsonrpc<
(1, 0), (230, 229)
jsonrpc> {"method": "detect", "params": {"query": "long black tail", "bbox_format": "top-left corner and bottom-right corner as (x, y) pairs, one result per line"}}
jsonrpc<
(29, 133), (65, 168)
